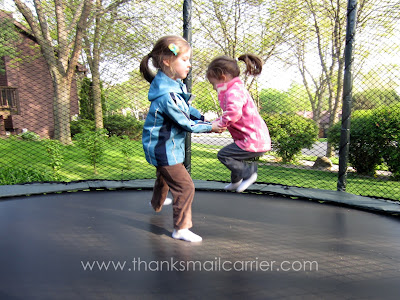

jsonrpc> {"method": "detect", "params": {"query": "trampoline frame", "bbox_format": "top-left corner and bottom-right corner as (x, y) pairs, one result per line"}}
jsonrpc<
(1, 179), (399, 216)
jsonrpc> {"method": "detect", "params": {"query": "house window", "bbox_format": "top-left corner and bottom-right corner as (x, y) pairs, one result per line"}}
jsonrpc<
(0, 56), (6, 86)
(0, 86), (19, 113)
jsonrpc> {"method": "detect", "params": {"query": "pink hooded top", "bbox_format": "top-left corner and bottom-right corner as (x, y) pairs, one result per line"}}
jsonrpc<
(215, 77), (271, 152)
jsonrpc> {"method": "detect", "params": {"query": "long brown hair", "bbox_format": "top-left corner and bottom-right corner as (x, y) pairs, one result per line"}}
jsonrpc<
(140, 35), (191, 83)
(206, 54), (263, 81)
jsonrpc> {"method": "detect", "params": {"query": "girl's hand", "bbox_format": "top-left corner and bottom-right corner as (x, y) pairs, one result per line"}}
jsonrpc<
(211, 122), (226, 133)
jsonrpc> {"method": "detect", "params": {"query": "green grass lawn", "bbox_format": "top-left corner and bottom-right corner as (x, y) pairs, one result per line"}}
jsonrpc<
(0, 137), (398, 201)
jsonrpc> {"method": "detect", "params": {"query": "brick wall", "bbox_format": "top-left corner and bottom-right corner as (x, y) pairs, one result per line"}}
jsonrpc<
(4, 29), (80, 138)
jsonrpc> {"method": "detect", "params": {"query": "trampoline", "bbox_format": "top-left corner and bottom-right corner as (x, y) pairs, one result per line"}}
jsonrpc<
(1, 184), (400, 299)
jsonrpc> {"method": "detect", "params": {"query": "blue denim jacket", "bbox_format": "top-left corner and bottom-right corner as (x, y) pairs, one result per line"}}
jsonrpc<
(142, 71), (212, 166)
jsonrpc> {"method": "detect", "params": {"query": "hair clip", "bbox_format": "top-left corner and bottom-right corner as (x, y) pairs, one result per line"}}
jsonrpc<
(169, 43), (179, 56)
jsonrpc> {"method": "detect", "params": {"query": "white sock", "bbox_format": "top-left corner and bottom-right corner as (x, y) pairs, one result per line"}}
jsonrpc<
(224, 179), (243, 191)
(163, 197), (173, 205)
(172, 229), (202, 242)
(149, 197), (173, 208)
(236, 172), (257, 193)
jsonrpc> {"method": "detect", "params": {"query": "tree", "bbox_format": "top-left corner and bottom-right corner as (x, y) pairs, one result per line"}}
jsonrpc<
(192, 0), (300, 92)
(79, 77), (106, 120)
(82, 0), (131, 130)
(352, 88), (400, 110)
(81, 0), (182, 128)
(259, 88), (291, 114)
(0, 13), (22, 73)
(287, 83), (312, 112)
(103, 70), (148, 116)
(282, 0), (346, 157)
(282, 0), (397, 157)
(191, 81), (221, 115)
(14, 0), (93, 144)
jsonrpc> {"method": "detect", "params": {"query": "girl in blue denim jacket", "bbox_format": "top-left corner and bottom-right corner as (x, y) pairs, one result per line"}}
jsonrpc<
(140, 35), (224, 242)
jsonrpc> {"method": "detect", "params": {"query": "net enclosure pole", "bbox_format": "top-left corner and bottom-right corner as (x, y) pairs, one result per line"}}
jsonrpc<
(183, 0), (192, 173)
(337, 0), (358, 191)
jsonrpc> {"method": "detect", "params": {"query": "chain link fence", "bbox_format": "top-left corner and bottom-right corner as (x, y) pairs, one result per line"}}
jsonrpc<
(0, 0), (399, 201)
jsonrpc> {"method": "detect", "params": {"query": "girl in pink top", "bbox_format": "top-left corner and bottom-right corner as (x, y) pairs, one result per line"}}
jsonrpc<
(206, 54), (271, 192)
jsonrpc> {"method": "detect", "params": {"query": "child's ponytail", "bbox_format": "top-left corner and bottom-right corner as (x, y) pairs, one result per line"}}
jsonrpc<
(237, 54), (263, 76)
(140, 54), (155, 83)
(206, 53), (263, 81)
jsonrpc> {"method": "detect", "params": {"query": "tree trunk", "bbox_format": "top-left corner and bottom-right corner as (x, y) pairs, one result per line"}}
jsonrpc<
(87, 0), (103, 129)
(52, 72), (72, 144)
(326, 57), (345, 157)
(92, 69), (104, 129)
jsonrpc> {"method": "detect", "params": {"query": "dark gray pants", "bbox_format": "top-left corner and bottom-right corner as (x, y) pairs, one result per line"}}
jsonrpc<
(217, 143), (265, 183)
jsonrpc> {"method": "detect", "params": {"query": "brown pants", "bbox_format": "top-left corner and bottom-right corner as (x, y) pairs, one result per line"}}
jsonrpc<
(151, 163), (194, 230)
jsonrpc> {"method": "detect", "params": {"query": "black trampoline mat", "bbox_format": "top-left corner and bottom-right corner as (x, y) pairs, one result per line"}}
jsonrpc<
(1, 190), (399, 299)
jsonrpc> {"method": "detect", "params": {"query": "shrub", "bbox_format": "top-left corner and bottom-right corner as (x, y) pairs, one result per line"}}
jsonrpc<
(328, 111), (382, 175)
(263, 113), (319, 162)
(19, 130), (40, 141)
(0, 167), (55, 185)
(42, 139), (64, 173)
(70, 119), (96, 137)
(109, 135), (137, 170)
(328, 107), (400, 178)
(74, 129), (108, 174)
(103, 114), (144, 140)
(370, 104), (400, 179)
